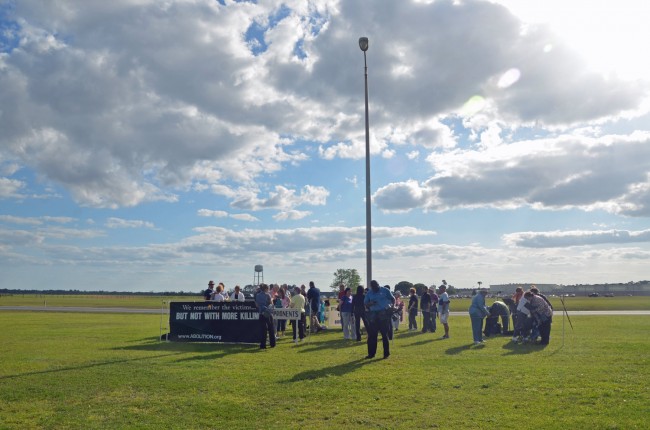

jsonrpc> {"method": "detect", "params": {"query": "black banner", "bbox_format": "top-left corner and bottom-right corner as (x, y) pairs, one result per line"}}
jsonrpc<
(168, 301), (262, 343)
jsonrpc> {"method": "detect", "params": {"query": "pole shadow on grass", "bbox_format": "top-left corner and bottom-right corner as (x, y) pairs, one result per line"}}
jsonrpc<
(0, 352), (184, 381)
(111, 337), (259, 361)
(282, 358), (373, 383)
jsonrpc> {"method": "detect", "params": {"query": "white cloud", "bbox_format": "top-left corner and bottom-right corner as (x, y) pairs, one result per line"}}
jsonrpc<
(504, 229), (650, 248)
(273, 210), (312, 221)
(231, 185), (329, 211)
(197, 209), (228, 218)
(0, 177), (26, 198)
(0, 215), (74, 225)
(229, 213), (260, 222)
(1, 0), (650, 292)
(0, 215), (43, 225)
(374, 131), (650, 215)
(106, 217), (155, 229)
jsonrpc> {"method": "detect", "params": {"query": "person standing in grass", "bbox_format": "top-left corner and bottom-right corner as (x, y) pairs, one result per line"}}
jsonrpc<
(392, 291), (404, 333)
(340, 287), (355, 340)
(255, 284), (276, 349)
(230, 285), (245, 302)
(420, 287), (433, 333)
(352, 285), (367, 341)
(337, 284), (346, 330)
(429, 286), (438, 333)
(364, 280), (395, 359)
(274, 288), (288, 338)
(307, 281), (323, 332)
(204, 281), (215, 301)
(289, 286), (306, 343)
(437, 284), (450, 339)
(469, 288), (490, 345)
(407, 288), (418, 331)
(212, 284), (227, 302)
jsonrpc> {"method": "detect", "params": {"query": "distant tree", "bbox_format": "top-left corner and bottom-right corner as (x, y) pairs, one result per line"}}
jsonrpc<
(413, 283), (428, 295)
(330, 269), (362, 291)
(394, 281), (413, 296)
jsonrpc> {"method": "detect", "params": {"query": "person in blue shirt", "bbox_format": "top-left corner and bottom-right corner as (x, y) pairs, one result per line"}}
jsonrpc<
(469, 288), (490, 345)
(363, 280), (395, 359)
(255, 284), (276, 349)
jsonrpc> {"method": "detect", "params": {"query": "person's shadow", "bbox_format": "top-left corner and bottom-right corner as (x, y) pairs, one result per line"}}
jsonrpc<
(282, 358), (373, 383)
(444, 344), (475, 355)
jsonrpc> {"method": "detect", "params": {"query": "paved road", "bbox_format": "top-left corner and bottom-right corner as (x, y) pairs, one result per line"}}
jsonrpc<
(1, 306), (649, 316)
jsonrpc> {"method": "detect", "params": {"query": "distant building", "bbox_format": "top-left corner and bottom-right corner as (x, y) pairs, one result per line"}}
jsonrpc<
(490, 281), (650, 296)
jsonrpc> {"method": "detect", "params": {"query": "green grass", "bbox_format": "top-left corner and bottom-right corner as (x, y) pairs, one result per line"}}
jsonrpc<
(2, 294), (650, 311)
(0, 311), (648, 429)
(0, 294), (197, 308)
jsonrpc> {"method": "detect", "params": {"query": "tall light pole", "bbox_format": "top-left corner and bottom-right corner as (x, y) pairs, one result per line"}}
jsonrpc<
(359, 36), (372, 289)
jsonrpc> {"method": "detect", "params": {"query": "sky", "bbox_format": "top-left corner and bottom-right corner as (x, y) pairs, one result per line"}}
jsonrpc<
(1, 0), (650, 293)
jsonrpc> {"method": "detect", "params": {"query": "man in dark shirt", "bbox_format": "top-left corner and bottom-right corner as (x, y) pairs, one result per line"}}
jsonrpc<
(203, 280), (215, 301)
(420, 288), (433, 333)
(306, 281), (323, 332)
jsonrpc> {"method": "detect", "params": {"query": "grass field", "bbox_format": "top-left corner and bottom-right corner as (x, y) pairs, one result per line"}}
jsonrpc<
(1, 310), (648, 429)
(2, 294), (650, 311)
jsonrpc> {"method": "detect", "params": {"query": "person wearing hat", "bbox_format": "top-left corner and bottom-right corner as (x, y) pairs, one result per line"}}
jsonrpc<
(203, 281), (215, 301)
(469, 287), (490, 345)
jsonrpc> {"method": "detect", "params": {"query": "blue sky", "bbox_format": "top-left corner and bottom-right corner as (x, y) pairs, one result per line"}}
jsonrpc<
(1, 0), (650, 292)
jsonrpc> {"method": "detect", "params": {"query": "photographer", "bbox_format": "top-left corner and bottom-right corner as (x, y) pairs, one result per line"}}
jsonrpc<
(363, 280), (395, 359)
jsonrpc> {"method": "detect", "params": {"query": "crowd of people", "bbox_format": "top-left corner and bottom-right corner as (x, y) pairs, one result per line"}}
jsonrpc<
(469, 286), (554, 346)
(201, 280), (553, 352)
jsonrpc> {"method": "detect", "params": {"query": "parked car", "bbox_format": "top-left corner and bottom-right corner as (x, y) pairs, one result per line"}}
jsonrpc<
(588, 292), (600, 297)
(604, 293), (615, 297)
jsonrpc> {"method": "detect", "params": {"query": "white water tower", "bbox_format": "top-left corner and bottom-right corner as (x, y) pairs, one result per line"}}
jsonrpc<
(254, 265), (264, 286)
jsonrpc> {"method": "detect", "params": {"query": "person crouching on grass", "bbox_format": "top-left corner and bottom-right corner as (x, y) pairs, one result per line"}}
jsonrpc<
(363, 280), (395, 359)
(523, 291), (553, 345)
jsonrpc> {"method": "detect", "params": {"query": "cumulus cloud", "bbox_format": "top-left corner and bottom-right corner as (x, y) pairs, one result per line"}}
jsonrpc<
(198, 209), (229, 218)
(273, 210), (312, 221)
(229, 213), (260, 222)
(0, 177), (26, 198)
(1, 0), (644, 210)
(374, 131), (650, 215)
(0, 215), (74, 225)
(231, 185), (329, 211)
(504, 229), (650, 248)
(106, 217), (155, 229)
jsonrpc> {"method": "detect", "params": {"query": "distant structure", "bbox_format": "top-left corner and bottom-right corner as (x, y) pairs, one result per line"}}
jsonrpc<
(490, 281), (650, 296)
(253, 265), (264, 286)
(490, 284), (558, 296)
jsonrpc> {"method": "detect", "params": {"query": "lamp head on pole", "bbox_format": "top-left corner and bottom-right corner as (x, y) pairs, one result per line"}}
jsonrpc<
(359, 37), (369, 52)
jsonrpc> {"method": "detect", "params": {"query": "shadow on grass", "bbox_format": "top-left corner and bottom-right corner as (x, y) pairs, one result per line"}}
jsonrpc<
(444, 344), (475, 355)
(0, 352), (184, 380)
(295, 336), (356, 353)
(501, 341), (547, 355)
(282, 358), (374, 383)
(111, 337), (260, 361)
